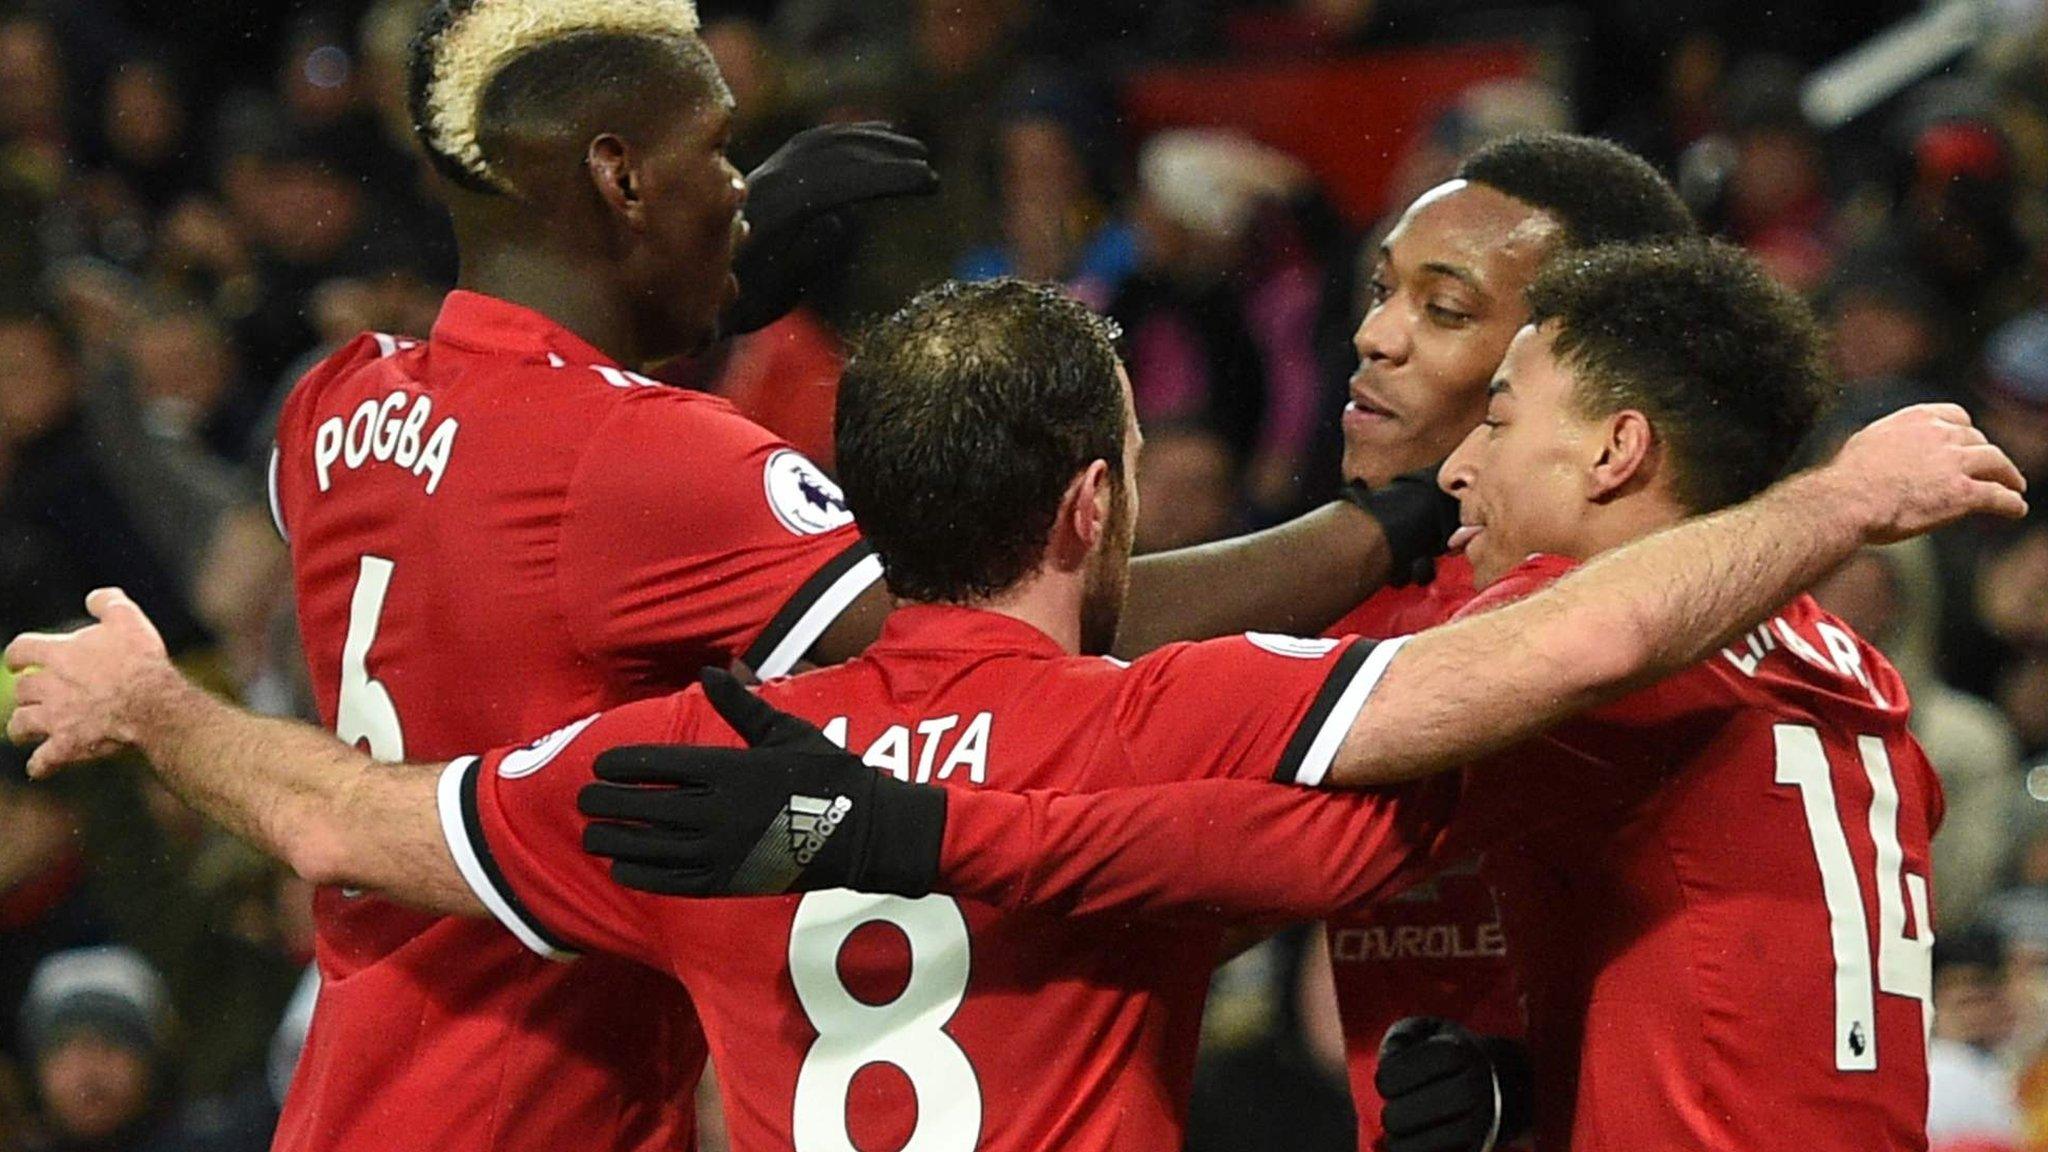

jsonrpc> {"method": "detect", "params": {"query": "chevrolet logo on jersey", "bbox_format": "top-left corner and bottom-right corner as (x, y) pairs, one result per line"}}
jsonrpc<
(729, 794), (854, 894)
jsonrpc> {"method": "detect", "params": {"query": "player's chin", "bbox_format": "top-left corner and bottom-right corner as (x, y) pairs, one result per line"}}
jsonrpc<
(1465, 535), (1511, 589)
(1340, 435), (1422, 490)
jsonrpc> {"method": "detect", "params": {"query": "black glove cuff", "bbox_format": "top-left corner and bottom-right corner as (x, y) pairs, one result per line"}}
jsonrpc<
(1339, 474), (1461, 587)
(847, 775), (948, 898)
(1480, 1037), (1534, 1143)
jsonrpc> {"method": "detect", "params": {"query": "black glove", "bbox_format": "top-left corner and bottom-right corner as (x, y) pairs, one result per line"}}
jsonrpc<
(578, 668), (947, 897)
(724, 122), (939, 335)
(1376, 1017), (1532, 1152)
(1339, 468), (1463, 587)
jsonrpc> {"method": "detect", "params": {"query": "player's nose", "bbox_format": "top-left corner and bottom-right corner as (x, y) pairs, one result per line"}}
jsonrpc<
(1353, 299), (1410, 365)
(1440, 426), (1484, 495)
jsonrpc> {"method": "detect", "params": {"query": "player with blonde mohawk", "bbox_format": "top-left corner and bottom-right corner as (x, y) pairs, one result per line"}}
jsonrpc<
(252, 1), (940, 1150)
(414, 0), (703, 195)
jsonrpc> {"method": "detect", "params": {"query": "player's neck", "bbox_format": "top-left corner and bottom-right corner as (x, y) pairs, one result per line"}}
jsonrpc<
(457, 239), (644, 366)
(1576, 492), (1690, 565)
(954, 570), (1087, 655)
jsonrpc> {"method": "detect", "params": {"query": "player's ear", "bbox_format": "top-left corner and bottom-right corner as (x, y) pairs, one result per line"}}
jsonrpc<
(586, 134), (645, 229)
(1049, 460), (1112, 572)
(1588, 409), (1656, 503)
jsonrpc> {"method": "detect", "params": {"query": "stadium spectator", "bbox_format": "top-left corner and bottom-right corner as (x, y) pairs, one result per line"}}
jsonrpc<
(0, 768), (107, 1075)
(1134, 423), (1244, 552)
(1814, 539), (2028, 924)
(0, 314), (206, 654)
(17, 947), (173, 1152)
(1115, 129), (1327, 511)
(1927, 926), (2026, 1149)
(955, 69), (1137, 310)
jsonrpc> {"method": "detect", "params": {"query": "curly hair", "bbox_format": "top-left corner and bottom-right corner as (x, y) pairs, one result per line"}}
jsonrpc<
(1527, 239), (1837, 513)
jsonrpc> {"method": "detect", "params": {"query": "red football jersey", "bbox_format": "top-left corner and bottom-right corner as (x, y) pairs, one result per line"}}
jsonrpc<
(1447, 556), (1942, 1152)
(268, 291), (880, 1152)
(438, 606), (1409, 1152)
(927, 554), (1940, 1151)
(1322, 552), (1476, 641)
(1320, 557), (1527, 1152)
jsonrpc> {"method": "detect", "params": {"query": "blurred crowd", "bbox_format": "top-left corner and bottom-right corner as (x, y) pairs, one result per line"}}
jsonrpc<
(3, 0), (2048, 1149)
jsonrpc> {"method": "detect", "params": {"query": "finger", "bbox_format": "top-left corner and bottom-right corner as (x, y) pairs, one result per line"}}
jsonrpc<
(1905, 402), (1970, 427)
(1384, 1121), (1489, 1152)
(588, 745), (766, 786)
(87, 587), (162, 642)
(1378, 1016), (1439, 1060)
(700, 668), (778, 744)
(608, 859), (707, 897)
(823, 122), (930, 155)
(1961, 444), (2028, 492)
(1376, 1042), (1471, 1096)
(85, 586), (129, 620)
(4, 633), (59, 673)
(583, 820), (707, 865)
(577, 779), (711, 823)
(26, 743), (58, 781)
(26, 732), (81, 780)
(590, 743), (732, 787)
(11, 667), (49, 707)
(1969, 480), (2030, 520)
(1944, 420), (1988, 447)
(699, 668), (825, 748)
(1382, 1076), (1492, 1134)
(8, 703), (48, 745)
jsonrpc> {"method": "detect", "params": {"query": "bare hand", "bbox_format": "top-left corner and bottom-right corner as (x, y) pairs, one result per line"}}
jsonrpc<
(5, 588), (177, 779)
(1825, 404), (2028, 543)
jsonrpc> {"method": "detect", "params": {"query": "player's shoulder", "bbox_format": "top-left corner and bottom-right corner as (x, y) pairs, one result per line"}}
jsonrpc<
(1736, 594), (1914, 724)
(1123, 631), (1367, 696)
(567, 371), (800, 478)
(277, 333), (413, 428)
(582, 369), (765, 433)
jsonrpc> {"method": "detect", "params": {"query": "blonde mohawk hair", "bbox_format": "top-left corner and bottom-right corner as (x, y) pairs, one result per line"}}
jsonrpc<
(414, 0), (701, 193)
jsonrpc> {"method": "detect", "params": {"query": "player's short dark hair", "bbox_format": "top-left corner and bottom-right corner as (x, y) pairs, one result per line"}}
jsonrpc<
(1527, 239), (1835, 514)
(837, 279), (1127, 604)
(407, 1), (720, 195)
(1457, 133), (1698, 249)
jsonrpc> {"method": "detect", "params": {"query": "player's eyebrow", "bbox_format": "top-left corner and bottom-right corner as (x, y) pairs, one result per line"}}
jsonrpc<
(1487, 377), (1512, 398)
(1420, 261), (1485, 293)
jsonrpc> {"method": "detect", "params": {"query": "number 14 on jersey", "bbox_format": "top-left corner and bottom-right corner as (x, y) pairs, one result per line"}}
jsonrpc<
(1775, 723), (1932, 1073)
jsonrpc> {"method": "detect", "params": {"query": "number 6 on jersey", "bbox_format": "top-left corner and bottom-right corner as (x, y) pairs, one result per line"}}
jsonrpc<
(338, 555), (405, 761)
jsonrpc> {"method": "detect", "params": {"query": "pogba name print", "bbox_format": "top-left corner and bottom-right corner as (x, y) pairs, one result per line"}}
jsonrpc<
(313, 391), (460, 496)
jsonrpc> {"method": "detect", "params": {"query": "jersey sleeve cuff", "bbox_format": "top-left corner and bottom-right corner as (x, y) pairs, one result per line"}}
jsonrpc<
(743, 538), (884, 678)
(435, 757), (579, 962)
(1274, 635), (1413, 787)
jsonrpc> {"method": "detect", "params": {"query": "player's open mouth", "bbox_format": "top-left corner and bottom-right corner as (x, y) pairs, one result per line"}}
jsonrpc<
(1448, 524), (1482, 553)
(1342, 395), (1395, 434)
(1347, 388), (1394, 418)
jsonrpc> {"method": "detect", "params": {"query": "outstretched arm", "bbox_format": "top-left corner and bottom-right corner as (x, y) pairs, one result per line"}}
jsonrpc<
(575, 406), (2026, 911)
(6, 591), (482, 916)
(1326, 404), (2028, 785)
(1116, 472), (1461, 656)
(935, 778), (1455, 923)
